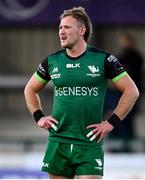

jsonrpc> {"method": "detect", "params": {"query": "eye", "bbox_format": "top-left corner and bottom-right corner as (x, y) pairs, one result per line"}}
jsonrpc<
(66, 25), (73, 29)
(59, 25), (62, 30)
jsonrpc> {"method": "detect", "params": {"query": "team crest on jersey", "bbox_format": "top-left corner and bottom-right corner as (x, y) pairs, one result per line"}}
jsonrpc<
(94, 159), (103, 170)
(87, 65), (100, 77)
(50, 67), (61, 79)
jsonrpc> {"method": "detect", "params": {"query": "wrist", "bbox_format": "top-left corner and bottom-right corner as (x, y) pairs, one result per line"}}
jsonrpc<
(107, 113), (121, 128)
(33, 109), (44, 123)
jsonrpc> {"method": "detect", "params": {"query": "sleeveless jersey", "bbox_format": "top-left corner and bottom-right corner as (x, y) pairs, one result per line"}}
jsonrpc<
(35, 45), (127, 145)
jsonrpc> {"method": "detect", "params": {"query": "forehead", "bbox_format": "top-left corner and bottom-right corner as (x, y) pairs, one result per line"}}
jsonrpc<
(60, 16), (78, 26)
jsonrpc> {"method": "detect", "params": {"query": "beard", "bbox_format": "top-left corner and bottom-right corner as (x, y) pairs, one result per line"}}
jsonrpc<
(61, 41), (73, 49)
(60, 37), (79, 49)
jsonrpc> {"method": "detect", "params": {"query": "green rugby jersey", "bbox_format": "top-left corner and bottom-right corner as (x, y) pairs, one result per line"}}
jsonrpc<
(35, 46), (127, 145)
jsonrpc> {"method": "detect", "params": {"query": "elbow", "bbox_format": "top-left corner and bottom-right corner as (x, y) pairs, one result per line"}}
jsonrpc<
(24, 81), (38, 98)
(135, 87), (140, 100)
(24, 84), (28, 98)
(24, 83), (30, 98)
(125, 83), (140, 103)
(132, 85), (140, 102)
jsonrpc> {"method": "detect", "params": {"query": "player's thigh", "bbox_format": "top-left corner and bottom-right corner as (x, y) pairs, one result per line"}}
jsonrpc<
(77, 175), (102, 179)
(48, 173), (71, 179)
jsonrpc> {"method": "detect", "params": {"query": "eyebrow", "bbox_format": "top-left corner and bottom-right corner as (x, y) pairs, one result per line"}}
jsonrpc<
(59, 25), (72, 29)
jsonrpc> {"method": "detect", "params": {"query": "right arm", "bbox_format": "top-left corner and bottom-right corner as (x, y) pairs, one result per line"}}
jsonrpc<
(24, 57), (58, 130)
(24, 74), (58, 130)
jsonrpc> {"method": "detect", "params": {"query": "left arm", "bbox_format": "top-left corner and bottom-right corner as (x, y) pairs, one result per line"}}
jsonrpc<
(86, 53), (139, 142)
(87, 64), (139, 142)
(113, 74), (139, 119)
(87, 74), (139, 142)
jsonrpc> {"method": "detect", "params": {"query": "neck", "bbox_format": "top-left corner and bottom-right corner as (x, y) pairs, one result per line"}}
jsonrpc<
(66, 41), (87, 58)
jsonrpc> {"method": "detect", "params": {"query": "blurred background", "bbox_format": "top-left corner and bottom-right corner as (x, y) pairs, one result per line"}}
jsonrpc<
(0, 0), (145, 179)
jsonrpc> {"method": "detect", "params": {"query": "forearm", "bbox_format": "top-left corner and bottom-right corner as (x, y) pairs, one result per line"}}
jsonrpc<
(114, 88), (139, 120)
(24, 83), (58, 130)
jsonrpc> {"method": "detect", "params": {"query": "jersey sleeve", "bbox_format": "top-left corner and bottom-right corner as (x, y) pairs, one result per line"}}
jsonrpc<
(34, 57), (51, 84)
(104, 53), (128, 83)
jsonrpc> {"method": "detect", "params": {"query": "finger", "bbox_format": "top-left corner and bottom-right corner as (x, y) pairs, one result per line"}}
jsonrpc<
(97, 133), (103, 143)
(45, 121), (57, 131)
(89, 130), (101, 142)
(86, 131), (93, 138)
(95, 130), (102, 138)
(50, 123), (57, 131)
(86, 124), (98, 129)
(97, 137), (102, 143)
(90, 134), (96, 141)
(48, 117), (59, 124)
(92, 127), (99, 134)
(43, 124), (51, 130)
(45, 122), (51, 129)
(86, 127), (99, 138)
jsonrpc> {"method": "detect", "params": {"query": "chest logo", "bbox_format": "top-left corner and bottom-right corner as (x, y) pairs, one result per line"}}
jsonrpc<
(66, 63), (80, 69)
(50, 67), (61, 79)
(87, 65), (100, 77)
(52, 67), (58, 73)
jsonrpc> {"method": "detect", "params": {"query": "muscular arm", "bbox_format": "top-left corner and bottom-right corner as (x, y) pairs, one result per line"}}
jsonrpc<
(24, 56), (51, 114)
(113, 74), (139, 120)
(87, 54), (139, 142)
(104, 53), (139, 119)
(24, 74), (46, 114)
(86, 74), (139, 142)
(24, 74), (58, 130)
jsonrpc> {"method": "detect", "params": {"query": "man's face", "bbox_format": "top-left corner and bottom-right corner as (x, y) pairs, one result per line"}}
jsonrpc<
(59, 16), (83, 49)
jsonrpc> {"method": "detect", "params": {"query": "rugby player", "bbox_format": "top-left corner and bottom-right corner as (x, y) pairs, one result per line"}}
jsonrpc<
(24, 7), (139, 179)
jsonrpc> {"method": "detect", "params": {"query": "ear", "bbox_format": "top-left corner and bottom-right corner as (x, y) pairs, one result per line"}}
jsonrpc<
(79, 26), (86, 36)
